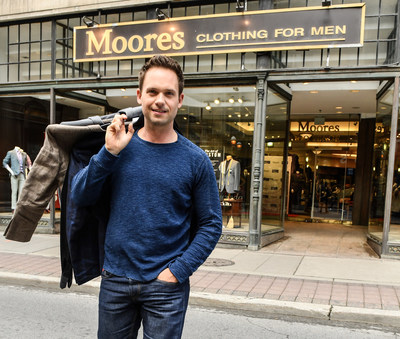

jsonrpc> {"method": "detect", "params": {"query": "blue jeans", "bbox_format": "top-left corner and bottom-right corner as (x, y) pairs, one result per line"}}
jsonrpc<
(98, 270), (190, 339)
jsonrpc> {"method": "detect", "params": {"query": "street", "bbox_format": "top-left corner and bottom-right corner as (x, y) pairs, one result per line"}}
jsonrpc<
(0, 284), (399, 339)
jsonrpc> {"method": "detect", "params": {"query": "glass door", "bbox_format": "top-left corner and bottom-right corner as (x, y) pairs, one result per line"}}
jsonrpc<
(288, 114), (358, 222)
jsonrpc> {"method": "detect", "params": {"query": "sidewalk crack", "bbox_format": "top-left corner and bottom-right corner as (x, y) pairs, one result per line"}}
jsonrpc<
(327, 305), (333, 320)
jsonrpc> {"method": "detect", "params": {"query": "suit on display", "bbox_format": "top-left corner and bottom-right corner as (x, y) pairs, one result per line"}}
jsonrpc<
(2, 146), (32, 210)
(218, 155), (241, 194)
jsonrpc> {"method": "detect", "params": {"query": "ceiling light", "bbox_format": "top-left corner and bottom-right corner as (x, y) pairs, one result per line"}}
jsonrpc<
(300, 133), (313, 140)
(351, 80), (357, 83)
(214, 98), (220, 105)
(310, 91), (318, 94)
(336, 106), (343, 109)
(238, 98), (243, 104)
(229, 97), (235, 104)
(205, 103), (211, 110)
(121, 88), (126, 91)
(351, 90), (360, 93)
(307, 142), (358, 148)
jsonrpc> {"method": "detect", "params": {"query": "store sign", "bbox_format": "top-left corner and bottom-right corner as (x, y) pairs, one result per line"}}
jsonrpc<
(291, 121), (384, 133)
(73, 4), (365, 62)
(203, 149), (223, 177)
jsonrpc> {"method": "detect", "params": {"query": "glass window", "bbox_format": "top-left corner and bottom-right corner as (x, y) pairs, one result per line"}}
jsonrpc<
(41, 61), (51, 80)
(134, 11), (146, 21)
(244, 52), (257, 70)
(182, 55), (198, 73)
(389, 85), (400, 243)
(178, 85), (255, 236)
(9, 25), (18, 44)
(19, 62), (29, 81)
(19, 24), (30, 43)
(120, 12), (133, 22)
(9, 64), (18, 82)
(262, 87), (289, 230)
(0, 27), (8, 64)
(213, 54), (227, 72)
(42, 22), (52, 41)
(215, 3), (229, 14)
(358, 42), (378, 66)
(227, 53), (242, 71)
(172, 7), (186, 18)
(31, 62), (41, 81)
(369, 84), (393, 242)
(118, 60), (133, 76)
(0, 64), (7, 82)
(364, 17), (379, 40)
(186, 6), (200, 16)
(200, 4), (214, 15)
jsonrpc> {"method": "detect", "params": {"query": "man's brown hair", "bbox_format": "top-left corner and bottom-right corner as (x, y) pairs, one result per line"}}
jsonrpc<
(138, 55), (184, 95)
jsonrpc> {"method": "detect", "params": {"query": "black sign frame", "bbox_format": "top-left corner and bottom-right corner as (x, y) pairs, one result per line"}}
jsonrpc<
(73, 3), (365, 62)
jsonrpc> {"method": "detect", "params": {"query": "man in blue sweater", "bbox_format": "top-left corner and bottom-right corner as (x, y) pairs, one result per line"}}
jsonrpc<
(71, 55), (222, 338)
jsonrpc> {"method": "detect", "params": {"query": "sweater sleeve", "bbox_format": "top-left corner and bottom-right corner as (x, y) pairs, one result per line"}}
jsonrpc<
(168, 156), (222, 282)
(71, 145), (119, 207)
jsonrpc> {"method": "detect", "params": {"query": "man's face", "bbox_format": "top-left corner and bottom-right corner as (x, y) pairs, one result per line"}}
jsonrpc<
(137, 67), (184, 128)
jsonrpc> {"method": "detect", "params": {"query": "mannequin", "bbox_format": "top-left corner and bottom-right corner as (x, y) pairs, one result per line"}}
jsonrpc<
(218, 154), (241, 197)
(2, 146), (32, 211)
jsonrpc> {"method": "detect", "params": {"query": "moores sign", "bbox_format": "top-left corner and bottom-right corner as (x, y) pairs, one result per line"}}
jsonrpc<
(74, 3), (365, 62)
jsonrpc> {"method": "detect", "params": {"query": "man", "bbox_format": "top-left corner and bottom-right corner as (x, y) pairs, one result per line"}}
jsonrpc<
(70, 55), (222, 338)
(2, 146), (32, 212)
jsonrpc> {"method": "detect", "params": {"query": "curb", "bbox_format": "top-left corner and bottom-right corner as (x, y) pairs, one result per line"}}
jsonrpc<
(0, 271), (100, 296)
(189, 292), (331, 320)
(330, 305), (400, 329)
(2, 271), (400, 330)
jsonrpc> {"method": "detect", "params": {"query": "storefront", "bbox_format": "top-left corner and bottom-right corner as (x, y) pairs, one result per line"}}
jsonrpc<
(0, 0), (399, 256)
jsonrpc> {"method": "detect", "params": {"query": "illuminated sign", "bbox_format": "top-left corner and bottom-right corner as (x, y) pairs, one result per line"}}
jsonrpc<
(74, 4), (365, 62)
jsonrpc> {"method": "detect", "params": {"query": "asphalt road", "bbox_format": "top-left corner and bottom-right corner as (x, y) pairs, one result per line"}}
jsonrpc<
(1, 283), (399, 339)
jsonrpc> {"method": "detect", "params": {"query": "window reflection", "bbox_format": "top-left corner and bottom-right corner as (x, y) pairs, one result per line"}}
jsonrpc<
(178, 86), (255, 233)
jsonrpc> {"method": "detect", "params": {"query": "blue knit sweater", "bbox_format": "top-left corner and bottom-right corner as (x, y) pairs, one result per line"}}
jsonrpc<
(71, 132), (222, 283)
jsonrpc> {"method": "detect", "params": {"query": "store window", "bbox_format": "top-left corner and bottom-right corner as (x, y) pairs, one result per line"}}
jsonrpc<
(177, 85), (256, 234)
(390, 86), (400, 243)
(262, 87), (290, 231)
(369, 83), (393, 242)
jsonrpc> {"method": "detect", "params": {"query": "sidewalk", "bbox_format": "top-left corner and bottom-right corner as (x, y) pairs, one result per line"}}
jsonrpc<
(1, 223), (400, 330)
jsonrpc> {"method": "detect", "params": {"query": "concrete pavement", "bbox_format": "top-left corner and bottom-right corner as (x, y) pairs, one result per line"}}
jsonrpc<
(1, 223), (400, 330)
